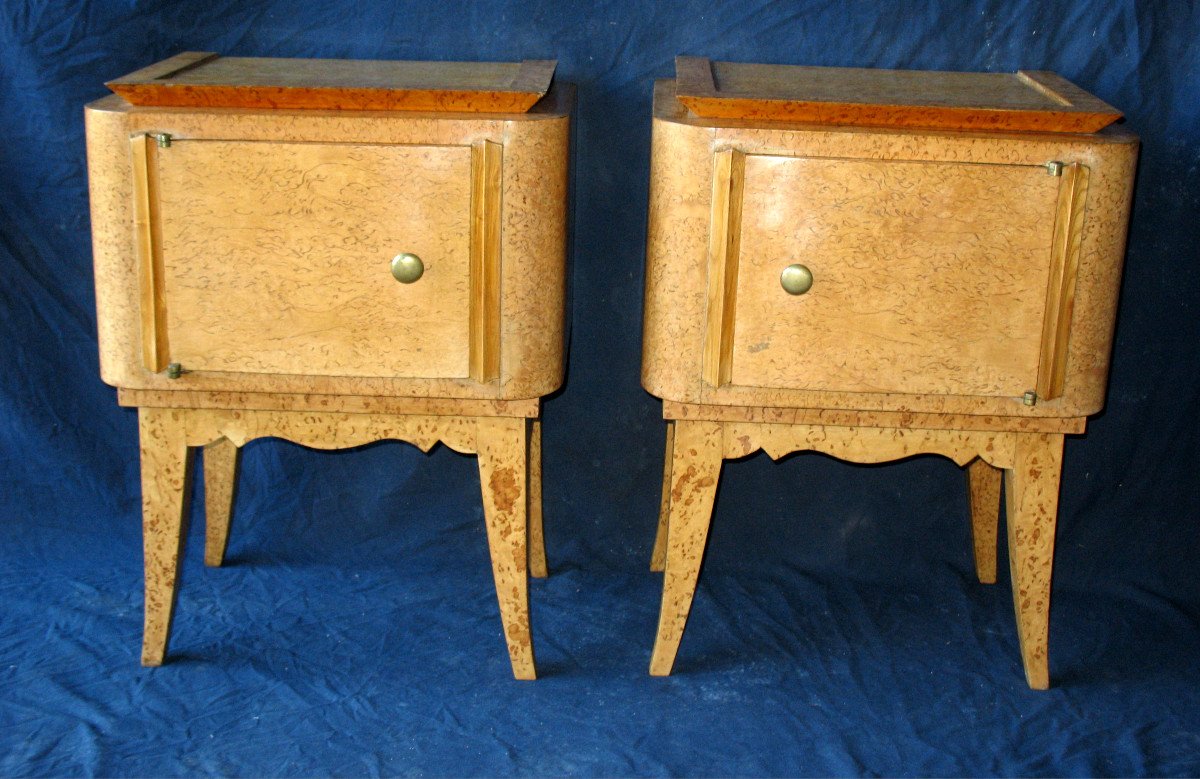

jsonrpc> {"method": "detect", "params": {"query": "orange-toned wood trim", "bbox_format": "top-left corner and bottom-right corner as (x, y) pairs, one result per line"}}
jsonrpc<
(674, 61), (1122, 133)
(107, 55), (555, 113)
(117, 388), (540, 418)
(1037, 162), (1090, 400)
(661, 400), (1087, 434)
(701, 148), (744, 387)
(130, 133), (168, 373)
(470, 140), (503, 383)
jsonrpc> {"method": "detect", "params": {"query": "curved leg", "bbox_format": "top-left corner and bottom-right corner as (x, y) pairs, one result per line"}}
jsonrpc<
(649, 420), (723, 676)
(527, 419), (548, 579)
(649, 420), (675, 572)
(203, 437), (240, 567)
(477, 417), (536, 680)
(138, 407), (193, 666)
(1004, 433), (1064, 690)
(967, 457), (1001, 584)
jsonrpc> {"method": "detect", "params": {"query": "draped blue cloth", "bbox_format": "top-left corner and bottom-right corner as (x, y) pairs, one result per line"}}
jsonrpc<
(1, 1), (1197, 775)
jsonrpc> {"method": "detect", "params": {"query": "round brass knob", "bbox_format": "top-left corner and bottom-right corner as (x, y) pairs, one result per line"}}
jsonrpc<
(390, 253), (424, 284)
(780, 264), (814, 295)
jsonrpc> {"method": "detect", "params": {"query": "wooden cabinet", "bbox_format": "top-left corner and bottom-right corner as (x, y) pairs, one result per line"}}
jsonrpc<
(86, 54), (572, 679)
(642, 60), (1138, 688)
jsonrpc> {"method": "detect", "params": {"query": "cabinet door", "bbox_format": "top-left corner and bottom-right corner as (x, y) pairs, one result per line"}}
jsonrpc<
(132, 137), (502, 382)
(705, 151), (1084, 399)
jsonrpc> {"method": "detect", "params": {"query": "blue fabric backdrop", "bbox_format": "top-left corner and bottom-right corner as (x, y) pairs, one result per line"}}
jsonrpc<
(2, 1), (1198, 775)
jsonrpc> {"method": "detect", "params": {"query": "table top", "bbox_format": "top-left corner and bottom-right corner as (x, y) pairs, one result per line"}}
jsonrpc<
(674, 57), (1122, 133)
(106, 52), (558, 113)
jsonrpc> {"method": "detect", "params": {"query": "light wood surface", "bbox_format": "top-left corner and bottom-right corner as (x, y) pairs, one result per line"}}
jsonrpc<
(107, 53), (557, 113)
(202, 438), (239, 567)
(645, 419), (1068, 684)
(477, 417), (536, 679)
(728, 153), (1059, 396)
(661, 400), (1086, 434)
(528, 419), (547, 579)
(1005, 433), (1064, 689)
(86, 84), (571, 400)
(967, 458), (1002, 584)
(470, 140), (503, 382)
(644, 67), (1133, 687)
(1037, 162), (1090, 400)
(138, 407), (192, 666)
(117, 389), (540, 418)
(642, 79), (1139, 418)
(131, 406), (545, 677)
(148, 138), (474, 379)
(650, 420), (674, 572)
(675, 57), (1122, 132)
(649, 420), (723, 676)
(89, 58), (570, 680)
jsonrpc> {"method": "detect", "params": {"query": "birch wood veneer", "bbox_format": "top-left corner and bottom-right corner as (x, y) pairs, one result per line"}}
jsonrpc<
(86, 56), (572, 679)
(643, 68), (1137, 688)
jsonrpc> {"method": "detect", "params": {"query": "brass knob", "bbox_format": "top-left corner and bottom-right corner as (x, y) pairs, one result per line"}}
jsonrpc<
(390, 253), (424, 284)
(780, 264), (814, 295)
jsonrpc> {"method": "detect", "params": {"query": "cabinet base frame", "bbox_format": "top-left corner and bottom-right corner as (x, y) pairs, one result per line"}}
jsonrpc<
(135, 396), (546, 680)
(649, 408), (1066, 690)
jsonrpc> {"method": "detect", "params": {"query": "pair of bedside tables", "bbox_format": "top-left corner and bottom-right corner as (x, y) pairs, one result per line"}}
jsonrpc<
(86, 54), (1137, 688)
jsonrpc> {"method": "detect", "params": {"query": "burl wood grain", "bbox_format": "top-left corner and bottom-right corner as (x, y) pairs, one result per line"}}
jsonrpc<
(1005, 433), (1064, 690)
(730, 153), (1059, 397)
(107, 53), (557, 113)
(647, 420), (1066, 685)
(86, 84), (571, 400)
(642, 79), (1138, 418)
(138, 407), (192, 666)
(202, 438), (238, 567)
(134, 406), (546, 678)
(649, 420), (723, 676)
(649, 420), (675, 572)
(151, 140), (474, 379)
(967, 457), (1002, 584)
(477, 417), (536, 679)
(675, 57), (1122, 133)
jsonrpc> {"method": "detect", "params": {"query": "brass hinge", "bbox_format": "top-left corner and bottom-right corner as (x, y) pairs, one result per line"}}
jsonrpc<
(150, 132), (172, 148)
(1045, 161), (1063, 176)
(1022, 390), (1038, 406)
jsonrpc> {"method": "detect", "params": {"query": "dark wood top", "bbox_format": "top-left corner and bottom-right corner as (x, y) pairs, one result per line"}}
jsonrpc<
(675, 57), (1122, 133)
(107, 52), (557, 113)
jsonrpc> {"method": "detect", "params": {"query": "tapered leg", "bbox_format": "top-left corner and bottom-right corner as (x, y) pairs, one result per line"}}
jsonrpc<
(649, 420), (675, 572)
(527, 419), (548, 579)
(1004, 433), (1064, 690)
(203, 438), (240, 567)
(649, 420), (723, 676)
(967, 457), (1002, 584)
(477, 417), (536, 680)
(138, 407), (193, 666)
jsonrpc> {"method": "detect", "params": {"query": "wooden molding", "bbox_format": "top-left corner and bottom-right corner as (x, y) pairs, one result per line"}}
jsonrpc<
(470, 139), (503, 383)
(1037, 162), (1090, 400)
(720, 421), (1017, 470)
(701, 148), (744, 387)
(130, 133), (168, 373)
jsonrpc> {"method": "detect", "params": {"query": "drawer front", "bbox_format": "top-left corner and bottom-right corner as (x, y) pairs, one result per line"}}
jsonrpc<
(708, 152), (1070, 398)
(134, 138), (499, 381)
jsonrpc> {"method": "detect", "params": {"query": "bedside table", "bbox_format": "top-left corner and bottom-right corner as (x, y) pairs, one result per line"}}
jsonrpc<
(86, 53), (572, 679)
(642, 59), (1138, 688)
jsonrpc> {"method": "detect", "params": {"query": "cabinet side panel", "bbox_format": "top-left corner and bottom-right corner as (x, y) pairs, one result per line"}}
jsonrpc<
(641, 118), (714, 401)
(1060, 138), (1138, 415)
(86, 101), (140, 388)
(495, 112), (571, 398)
